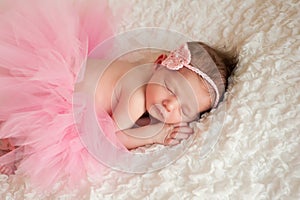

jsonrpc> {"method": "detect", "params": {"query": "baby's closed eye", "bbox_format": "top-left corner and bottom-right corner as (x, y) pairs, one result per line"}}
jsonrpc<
(181, 104), (193, 116)
(181, 104), (198, 121)
(164, 81), (175, 95)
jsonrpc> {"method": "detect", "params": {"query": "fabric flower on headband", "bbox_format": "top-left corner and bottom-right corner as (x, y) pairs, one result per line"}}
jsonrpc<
(161, 43), (191, 70)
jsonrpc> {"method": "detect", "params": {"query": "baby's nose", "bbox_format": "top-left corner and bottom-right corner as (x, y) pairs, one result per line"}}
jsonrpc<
(162, 96), (179, 112)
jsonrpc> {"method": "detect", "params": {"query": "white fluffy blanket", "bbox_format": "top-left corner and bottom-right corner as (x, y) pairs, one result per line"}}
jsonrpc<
(1, 0), (299, 199)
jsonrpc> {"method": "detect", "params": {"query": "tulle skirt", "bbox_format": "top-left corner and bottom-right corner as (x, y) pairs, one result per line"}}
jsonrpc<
(0, 0), (124, 190)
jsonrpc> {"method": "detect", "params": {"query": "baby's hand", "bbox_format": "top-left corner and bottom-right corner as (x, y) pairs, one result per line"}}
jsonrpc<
(153, 122), (194, 146)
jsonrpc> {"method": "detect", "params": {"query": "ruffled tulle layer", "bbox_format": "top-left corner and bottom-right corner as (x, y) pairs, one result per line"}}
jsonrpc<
(0, 0), (122, 190)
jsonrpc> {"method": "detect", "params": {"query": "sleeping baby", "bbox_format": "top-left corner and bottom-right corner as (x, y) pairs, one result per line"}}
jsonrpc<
(93, 41), (238, 149)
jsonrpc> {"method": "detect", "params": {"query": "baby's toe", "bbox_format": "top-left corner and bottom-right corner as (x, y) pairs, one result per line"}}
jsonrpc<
(0, 165), (14, 175)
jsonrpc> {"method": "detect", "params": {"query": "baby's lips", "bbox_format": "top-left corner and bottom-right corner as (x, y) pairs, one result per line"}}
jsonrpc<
(149, 104), (166, 123)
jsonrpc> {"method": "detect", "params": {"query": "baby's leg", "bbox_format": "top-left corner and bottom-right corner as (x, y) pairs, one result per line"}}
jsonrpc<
(0, 153), (16, 175)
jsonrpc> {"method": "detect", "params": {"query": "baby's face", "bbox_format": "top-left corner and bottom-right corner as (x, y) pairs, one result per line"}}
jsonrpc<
(146, 66), (211, 124)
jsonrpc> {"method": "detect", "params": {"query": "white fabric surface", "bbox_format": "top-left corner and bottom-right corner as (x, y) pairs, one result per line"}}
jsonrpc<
(1, 0), (299, 199)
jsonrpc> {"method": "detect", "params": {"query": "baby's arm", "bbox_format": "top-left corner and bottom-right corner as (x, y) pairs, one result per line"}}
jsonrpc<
(116, 122), (193, 150)
(116, 125), (158, 149)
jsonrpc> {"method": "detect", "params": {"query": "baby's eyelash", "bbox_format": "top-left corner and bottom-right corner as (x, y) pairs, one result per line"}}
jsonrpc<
(164, 81), (175, 95)
(167, 87), (174, 95)
(181, 105), (189, 116)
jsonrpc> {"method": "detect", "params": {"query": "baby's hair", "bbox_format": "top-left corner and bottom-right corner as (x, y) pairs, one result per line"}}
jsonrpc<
(197, 42), (239, 90)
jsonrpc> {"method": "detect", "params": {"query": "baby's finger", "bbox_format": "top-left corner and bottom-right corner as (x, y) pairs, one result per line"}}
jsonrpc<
(173, 126), (194, 134)
(165, 138), (180, 146)
(173, 122), (188, 127)
(170, 132), (191, 140)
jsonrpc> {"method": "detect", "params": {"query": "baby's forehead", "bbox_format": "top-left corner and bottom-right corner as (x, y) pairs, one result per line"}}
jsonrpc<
(150, 67), (185, 83)
(150, 68), (200, 100)
(151, 66), (198, 85)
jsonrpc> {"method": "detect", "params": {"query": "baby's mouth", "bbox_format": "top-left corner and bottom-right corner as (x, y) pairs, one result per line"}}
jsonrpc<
(150, 104), (166, 122)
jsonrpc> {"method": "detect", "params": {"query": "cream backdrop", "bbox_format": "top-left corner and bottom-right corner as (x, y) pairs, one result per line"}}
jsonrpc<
(0, 0), (299, 199)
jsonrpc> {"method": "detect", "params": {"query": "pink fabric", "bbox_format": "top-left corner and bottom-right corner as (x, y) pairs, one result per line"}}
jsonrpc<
(0, 0), (124, 191)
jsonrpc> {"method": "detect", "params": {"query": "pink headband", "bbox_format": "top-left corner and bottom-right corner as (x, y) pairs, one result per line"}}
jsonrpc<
(155, 43), (223, 108)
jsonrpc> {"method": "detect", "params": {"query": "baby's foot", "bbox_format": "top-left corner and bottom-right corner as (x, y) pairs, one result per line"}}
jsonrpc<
(0, 164), (15, 175)
(0, 142), (17, 175)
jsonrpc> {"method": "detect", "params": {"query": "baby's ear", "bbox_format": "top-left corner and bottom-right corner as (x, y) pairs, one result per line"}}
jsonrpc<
(153, 54), (167, 70)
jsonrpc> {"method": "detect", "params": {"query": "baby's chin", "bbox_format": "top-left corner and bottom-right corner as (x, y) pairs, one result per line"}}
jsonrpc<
(147, 111), (165, 124)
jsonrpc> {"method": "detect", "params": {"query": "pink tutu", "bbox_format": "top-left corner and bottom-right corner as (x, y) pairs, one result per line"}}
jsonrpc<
(0, 0), (125, 190)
